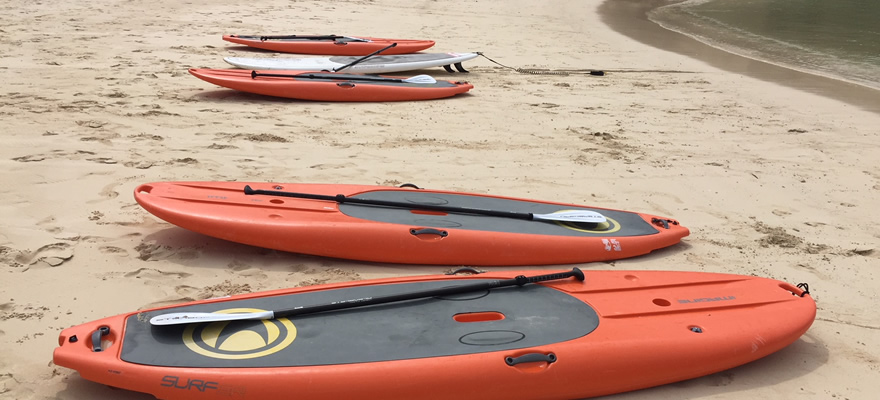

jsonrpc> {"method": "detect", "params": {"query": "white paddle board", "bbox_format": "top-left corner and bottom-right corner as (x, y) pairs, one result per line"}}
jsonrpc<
(224, 52), (479, 74)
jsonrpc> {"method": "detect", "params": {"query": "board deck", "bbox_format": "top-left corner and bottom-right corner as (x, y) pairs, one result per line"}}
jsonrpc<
(222, 34), (435, 55)
(188, 69), (473, 102)
(54, 269), (816, 400)
(134, 181), (690, 265)
(223, 52), (479, 74)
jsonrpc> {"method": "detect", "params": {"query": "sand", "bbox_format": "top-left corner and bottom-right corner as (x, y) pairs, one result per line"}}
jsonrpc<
(1, 0), (878, 399)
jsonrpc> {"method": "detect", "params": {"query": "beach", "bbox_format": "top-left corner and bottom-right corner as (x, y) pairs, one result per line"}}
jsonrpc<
(1, 0), (878, 399)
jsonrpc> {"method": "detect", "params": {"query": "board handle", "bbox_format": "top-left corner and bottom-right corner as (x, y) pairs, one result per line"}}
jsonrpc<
(505, 352), (557, 366)
(409, 228), (448, 237)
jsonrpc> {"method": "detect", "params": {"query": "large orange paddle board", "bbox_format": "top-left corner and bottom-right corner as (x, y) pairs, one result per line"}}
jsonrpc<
(53, 268), (815, 400)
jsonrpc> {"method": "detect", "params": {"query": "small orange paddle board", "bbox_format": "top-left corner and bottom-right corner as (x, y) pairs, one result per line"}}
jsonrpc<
(223, 34), (435, 55)
(189, 69), (473, 102)
(134, 181), (689, 265)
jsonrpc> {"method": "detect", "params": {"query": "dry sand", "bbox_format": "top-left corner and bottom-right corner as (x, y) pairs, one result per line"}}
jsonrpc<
(1, 0), (878, 399)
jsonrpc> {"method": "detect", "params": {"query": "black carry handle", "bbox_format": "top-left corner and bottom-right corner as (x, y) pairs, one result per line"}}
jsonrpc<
(505, 352), (557, 366)
(410, 228), (448, 237)
(91, 326), (110, 352)
(272, 268), (585, 320)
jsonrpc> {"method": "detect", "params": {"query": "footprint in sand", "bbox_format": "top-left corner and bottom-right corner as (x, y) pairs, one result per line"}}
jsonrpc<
(4, 242), (74, 269)
(227, 260), (252, 272)
(123, 267), (192, 280)
(97, 181), (121, 200)
(293, 268), (361, 287)
(174, 285), (202, 299)
(98, 245), (128, 256)
(0, 246), (24, 268)
(309, 163), (356, 170)
(134, 241), (198, 261)
(35, 216), (63, 234)
(227, 261), (268, 281)
(0, 371), (20, 397)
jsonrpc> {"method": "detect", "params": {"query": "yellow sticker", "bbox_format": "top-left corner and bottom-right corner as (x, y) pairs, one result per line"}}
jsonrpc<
(553, 212), (622, 234)
(183, 308), (296, 360)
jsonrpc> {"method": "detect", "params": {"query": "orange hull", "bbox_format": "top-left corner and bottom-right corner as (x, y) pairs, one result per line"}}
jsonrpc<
(54, 269), (815, 400)
(134, 181), (690, 265)
(223, 35), (435, 55)
(189, 69), (473, 101)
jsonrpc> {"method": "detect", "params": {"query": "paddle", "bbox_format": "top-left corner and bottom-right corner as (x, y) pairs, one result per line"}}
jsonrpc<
(243, 185), (607, 224)
(149, 268), (585, 326)
(332, 43), (397, 72)
(258, 35), (370, 42)
(250, 70), (438, 84)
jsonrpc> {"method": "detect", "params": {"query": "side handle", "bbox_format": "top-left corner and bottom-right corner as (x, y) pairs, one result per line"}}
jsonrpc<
(505, 352), (557, 366)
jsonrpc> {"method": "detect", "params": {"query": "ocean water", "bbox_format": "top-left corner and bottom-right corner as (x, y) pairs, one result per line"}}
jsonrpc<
(649, 0), (880, 90)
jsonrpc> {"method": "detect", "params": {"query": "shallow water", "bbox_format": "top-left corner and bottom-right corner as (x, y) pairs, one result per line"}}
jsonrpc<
(650, 0), (880, 90)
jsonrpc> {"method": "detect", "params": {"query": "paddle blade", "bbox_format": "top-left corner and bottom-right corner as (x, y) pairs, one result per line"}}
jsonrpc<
(149, 310), (274, 326)
(533, 210), (607, 224)
(403, 74), (437, 84)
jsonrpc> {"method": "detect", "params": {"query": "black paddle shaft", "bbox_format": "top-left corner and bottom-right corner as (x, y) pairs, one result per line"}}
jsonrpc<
(274, 268), (585, 319)
(243, 185), (543, 221)
(333, 43), (397, 72)
(258, 35), (344, 41)
(249, 70), (407, 83)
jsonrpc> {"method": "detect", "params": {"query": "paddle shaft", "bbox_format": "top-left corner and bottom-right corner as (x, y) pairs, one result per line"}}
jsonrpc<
(250, 70), (412, 83)
(333, 43), (397, 72)
(274, 268), (585, 319)
(244, 185), (553, 221)
(258, 35), (360, 41)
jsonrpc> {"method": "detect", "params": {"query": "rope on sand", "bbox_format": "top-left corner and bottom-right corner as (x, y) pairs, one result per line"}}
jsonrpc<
(477, 53), (698, 76)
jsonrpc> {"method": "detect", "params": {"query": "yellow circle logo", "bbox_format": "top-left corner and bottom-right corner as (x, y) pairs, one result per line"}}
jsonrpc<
(182, 308), (297, 359)
(552, 210), (621, 234)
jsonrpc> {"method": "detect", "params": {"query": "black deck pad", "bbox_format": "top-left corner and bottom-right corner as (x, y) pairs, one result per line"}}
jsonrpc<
(123, 281), (599, 368)
(328, 53), (464, 65)
(340, 191), (659, 237)
(286, 73), (458, 88)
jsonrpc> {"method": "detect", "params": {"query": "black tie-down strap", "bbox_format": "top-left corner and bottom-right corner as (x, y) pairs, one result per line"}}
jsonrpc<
(651, 218), (680, 229)
(796, 283), (810, 297)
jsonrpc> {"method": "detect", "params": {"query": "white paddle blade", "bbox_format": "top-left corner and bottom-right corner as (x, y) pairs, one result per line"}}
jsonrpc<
(533, 210), (607, 224)
(342, 36), (370, 42)
(149, 310), (274, 326)
(403, 74), (437, 84)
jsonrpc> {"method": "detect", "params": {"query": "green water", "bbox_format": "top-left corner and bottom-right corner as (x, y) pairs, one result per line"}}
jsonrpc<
(650, 0), (880, 90)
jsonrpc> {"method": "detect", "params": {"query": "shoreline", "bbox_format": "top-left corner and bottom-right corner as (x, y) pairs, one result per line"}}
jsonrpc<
(598, 0), (880, 114)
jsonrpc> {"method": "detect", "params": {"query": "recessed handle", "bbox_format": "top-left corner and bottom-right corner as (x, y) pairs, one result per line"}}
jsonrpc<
(409, 228), (448, 237)
(505, 352), (557, 366)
